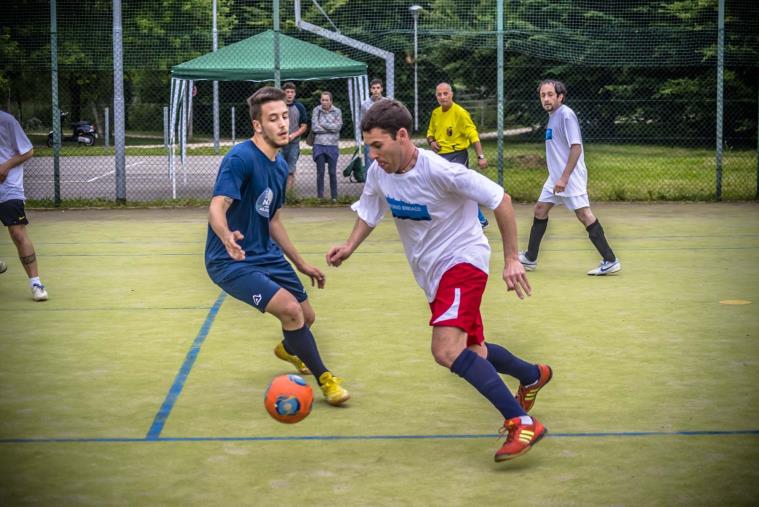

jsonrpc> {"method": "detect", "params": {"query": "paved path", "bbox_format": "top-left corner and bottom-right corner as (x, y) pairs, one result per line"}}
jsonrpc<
(24, 153), (364, 202)
(24, 128), (533, 202)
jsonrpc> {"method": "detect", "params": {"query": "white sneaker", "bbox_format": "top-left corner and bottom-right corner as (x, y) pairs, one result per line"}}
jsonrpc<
(587, 259), (621, 276)
(0, 260), (7, 274)
(31, 283), (49, 302)
(518, 251), (537, 271)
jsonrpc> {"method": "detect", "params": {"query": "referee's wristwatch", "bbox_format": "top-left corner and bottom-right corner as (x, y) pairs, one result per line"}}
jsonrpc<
(477, 154), (486, 160)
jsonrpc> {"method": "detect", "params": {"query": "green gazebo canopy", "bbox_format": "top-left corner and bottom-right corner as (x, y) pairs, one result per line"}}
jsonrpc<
(171, 30), (367, 81)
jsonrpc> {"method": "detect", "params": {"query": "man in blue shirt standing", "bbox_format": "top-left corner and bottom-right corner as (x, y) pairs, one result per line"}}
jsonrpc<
(205, 87), (350, 406)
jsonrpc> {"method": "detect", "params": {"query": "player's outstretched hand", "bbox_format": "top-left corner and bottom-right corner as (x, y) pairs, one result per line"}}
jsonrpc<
(326, 245), (351, 267)
(503, 259), (532, 300)
(299, 263), (326, 289)
(224, 230), (245, 261)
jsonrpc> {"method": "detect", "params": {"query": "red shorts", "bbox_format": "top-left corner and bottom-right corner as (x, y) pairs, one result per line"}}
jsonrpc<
(428, 263), (488, 346)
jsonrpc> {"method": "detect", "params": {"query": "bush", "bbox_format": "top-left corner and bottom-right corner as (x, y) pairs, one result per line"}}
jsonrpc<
(128, 103), (163, 133)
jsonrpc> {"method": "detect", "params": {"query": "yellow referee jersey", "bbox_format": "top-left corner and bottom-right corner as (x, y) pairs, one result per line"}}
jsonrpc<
(426, 102), (480, 154)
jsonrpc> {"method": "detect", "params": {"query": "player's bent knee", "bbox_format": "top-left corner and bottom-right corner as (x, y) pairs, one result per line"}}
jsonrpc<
(575, 207), (595, 226)
(280, 302), (303, 325)
(534, 203), (550, 219)
(267, 296), (304, 327)
(8, 226), (27, 244)
(430, 346), (459, 369)
(300, 301), (316, 327)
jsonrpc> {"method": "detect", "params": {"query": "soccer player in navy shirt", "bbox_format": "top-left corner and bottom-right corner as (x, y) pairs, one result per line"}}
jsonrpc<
(205, 87), (349, 405)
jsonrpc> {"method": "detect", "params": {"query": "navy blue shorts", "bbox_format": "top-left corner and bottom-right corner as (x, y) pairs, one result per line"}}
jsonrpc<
(0, 199), (29, 226)
(440, 149), (469, 168)
(211, 258), (308, 313)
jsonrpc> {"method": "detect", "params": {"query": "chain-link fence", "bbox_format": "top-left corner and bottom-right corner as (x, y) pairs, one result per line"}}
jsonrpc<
(2, 0), (757, 204)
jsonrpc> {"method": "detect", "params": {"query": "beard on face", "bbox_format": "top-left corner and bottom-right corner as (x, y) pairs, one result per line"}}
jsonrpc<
(259, 127), (289, 148)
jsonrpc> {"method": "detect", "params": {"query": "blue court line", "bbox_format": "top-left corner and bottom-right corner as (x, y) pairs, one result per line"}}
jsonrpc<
(38, 253), (198, 257)
(1, 429), (758, 445)
(0, 306), (212, 313)
(26, 245), (759, 259)
(15, 238), (758, 259)
(486, 245), (757, 253)
(145, 291), (226, 440)
(29, 232), (759, 247)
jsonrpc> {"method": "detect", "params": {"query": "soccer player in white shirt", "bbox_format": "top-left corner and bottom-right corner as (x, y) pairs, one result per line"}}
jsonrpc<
(0, 110), (48, 301)
(519, 79), (621, 276)
(326, 99), (552, 462)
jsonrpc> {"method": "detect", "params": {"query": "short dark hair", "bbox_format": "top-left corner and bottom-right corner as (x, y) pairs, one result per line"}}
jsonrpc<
(247, 87), (287, 122)
(537, 79), (567, 98)
(282, 81), (296, 91)
(370, 78), (383, 87)
(320, 90), (333, 100)
(360, 99), (412, 139)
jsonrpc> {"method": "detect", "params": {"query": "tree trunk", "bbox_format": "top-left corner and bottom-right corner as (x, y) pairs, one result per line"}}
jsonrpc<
(90, 101), (102, 137)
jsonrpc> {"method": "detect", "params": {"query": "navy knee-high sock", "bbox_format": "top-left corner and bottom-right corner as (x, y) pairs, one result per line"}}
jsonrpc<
(526, 217), (548, 262)
(485, 343), (539, 385)
(450, 349), (525, 420)
(282, 325), (328, 380)
(586, 219), (616, 262)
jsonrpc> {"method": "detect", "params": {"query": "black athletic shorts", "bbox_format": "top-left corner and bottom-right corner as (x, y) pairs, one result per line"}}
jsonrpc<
(439, 149), (469, 167)
(0, 199), (29, 226)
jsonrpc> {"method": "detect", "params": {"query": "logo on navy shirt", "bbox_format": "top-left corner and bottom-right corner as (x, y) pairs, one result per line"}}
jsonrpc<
(252, 294), (262, 306)
(256, 188), (274, 217)
(386, 197), (431, 221)
(545, 128), (553, 140)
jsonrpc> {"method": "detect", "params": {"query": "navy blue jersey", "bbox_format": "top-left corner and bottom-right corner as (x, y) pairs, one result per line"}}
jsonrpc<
(205, 140), (289, 281)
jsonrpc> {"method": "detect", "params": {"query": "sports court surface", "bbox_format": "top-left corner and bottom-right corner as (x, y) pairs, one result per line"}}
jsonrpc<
(1, 203), (757, 505)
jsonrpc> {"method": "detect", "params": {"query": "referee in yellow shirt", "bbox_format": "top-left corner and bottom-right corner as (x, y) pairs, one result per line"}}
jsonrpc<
(426, 82), (489, 228)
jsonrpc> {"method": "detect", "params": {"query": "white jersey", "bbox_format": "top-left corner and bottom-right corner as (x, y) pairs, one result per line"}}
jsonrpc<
(0, 110), (33, 202)
(543, 104), (587, 197)
(352, 148), (504, 301)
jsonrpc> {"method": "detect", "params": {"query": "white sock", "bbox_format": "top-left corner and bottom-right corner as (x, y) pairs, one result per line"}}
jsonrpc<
(519, 415), (533, 425)
(29, 277), (41, 288)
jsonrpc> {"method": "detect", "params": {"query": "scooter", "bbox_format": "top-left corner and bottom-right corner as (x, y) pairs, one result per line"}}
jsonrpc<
(47, 112), (97, 147)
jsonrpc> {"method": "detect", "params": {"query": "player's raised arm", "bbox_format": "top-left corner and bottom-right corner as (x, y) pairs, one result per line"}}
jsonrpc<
(493, 193), (532, 299)
(208, 195), (245, 261)
(326, 217), (374, 267)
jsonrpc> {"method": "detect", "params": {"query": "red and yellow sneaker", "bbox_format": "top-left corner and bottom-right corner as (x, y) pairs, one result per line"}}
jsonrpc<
(516, 364), (553, 412)
(494, 416), (547, 462)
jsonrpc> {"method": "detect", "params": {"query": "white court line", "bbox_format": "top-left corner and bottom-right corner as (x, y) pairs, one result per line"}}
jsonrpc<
(38, 161), (145, 184)
(85, 170), (115, 183)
